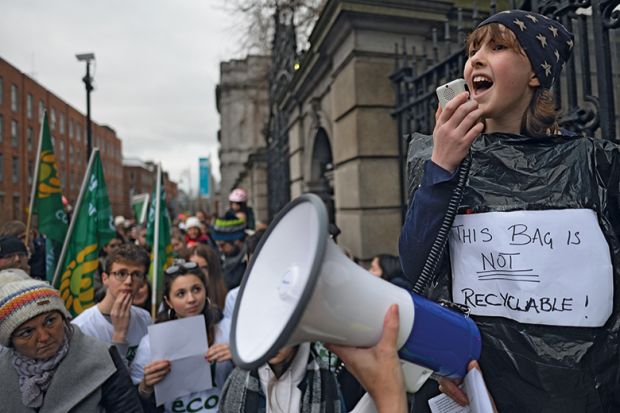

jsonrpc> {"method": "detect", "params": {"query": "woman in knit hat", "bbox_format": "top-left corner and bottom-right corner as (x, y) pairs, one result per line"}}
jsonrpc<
(0, 277), (143, 411)
(211, 217), (248, 290)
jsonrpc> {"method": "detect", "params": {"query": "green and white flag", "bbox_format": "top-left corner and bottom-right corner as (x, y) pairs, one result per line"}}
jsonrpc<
(28, 112), (68, 282)
(54, 149), (115, 316)
(131, 193), (150, 224)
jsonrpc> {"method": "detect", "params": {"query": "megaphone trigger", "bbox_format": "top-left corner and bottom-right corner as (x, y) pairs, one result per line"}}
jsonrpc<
(401, 361), (434, 393)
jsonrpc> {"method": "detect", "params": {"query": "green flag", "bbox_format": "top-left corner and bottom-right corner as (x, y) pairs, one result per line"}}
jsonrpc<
(31, 113), (68, 282)
(146, 169), (173, 304)
(131, 193), (150, 224)
(55, 150), (115, 316)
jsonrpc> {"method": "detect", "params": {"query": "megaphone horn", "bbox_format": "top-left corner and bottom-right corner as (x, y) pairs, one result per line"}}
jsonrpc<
(231, 194), (481, 391)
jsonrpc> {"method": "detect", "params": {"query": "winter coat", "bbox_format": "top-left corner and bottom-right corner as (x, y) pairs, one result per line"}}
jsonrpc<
(400, 133), (620, 412)
(0, 327), (143, 412)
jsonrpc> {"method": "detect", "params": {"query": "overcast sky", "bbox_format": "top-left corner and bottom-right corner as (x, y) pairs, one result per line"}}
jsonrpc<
(0, 0), (247, 194)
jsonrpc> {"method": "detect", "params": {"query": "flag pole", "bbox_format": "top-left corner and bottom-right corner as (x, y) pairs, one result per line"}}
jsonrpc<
(151, 163), (162, 319)
(52, 148), (99, 288)
(25, 110), (46, 246)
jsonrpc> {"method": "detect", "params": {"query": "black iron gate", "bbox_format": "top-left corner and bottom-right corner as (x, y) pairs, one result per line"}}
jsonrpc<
(266, 8), (297, 221)
(391, 0), (620, 220)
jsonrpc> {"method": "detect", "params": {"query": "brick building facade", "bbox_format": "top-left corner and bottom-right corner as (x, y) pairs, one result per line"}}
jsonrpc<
(122, 158), (178, 220)
(0, 56), (124, 222)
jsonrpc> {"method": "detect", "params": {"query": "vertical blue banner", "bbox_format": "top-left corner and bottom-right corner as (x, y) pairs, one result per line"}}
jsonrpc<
(199, 157), (210, 197)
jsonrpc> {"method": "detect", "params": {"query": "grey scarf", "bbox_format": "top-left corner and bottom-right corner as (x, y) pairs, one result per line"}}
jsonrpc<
(11, 331), (70, 409)
(219, 348), (342, 413)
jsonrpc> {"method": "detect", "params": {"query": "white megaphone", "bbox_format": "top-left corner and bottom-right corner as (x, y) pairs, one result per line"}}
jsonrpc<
(231, 193), (481, 392)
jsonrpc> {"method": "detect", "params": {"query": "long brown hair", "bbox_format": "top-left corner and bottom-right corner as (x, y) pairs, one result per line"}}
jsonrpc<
(466, 23), (559, 137)
(156, 265), (221, 346)
(189, 244), (228, 311)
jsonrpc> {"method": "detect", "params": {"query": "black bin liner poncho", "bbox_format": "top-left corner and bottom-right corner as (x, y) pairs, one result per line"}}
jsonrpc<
(403, 132), (620, 412)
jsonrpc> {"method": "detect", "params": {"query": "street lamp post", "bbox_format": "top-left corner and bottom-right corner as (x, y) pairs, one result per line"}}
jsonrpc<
(75, 52), (95, 161)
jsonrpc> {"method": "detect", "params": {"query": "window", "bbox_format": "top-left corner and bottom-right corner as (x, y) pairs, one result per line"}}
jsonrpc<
(39, 100), (45, 122)
(28, 160), (33, 184)
(77, 147), (81, 163)
(51, 109), (56, 130)
(76, 125), (81, 142)
(0, 154), (4, 181)
(0, 115), (3, 143)
(69, 144), (73, 162)
(59, 140), (65, 161)
(60, 114), (65, 134)
(12, 196), (19, 220)
(27, 127), (33, 151)
(0, 77), (3, 105)
(69, 119), (73, 138)
(11, 120), (18, 147)
(27, 94), (33, 119)
(10, 84), (17, 112)
(12, 156), (18, 184)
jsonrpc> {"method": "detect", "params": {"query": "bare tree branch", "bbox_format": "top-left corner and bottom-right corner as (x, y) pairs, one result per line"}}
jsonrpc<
(224, 0), (325, 56)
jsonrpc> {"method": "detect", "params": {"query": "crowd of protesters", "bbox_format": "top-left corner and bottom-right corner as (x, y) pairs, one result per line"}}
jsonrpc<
(3, 9), (619, 412)
(0, 185), (425, 413)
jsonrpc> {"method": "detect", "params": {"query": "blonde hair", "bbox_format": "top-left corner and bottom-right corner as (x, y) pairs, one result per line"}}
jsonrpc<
(466, 23), (559, 136)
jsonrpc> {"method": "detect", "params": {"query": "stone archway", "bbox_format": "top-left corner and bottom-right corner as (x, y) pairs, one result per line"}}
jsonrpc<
(307, 128), (335, 224)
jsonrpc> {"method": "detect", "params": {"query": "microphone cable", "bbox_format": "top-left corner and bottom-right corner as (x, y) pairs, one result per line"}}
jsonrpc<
(412, 153), (472, 295)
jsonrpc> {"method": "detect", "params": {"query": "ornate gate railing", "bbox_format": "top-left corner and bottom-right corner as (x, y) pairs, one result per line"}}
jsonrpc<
(266, 9), (296, 221)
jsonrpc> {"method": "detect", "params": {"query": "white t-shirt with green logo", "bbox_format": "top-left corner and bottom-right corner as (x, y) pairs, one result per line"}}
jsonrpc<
(72, 304), (152, 364)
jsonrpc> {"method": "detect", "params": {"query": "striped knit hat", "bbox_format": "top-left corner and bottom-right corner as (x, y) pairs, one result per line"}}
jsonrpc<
(211, 217), (247, 241)
(0, 278), (69, 346)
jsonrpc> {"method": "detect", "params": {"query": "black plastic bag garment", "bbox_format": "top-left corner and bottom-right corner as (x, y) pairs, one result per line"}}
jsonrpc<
(405, 132), (620, 413)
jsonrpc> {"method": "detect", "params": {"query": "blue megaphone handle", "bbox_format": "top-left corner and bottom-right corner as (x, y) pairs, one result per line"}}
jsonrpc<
(398, 292), (481, 379)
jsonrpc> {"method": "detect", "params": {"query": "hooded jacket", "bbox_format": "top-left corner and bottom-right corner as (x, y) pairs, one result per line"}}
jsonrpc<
(400, 133), (620, 412)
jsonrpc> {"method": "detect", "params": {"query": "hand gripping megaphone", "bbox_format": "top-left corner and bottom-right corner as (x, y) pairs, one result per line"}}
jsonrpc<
(230, 194), (481, 391)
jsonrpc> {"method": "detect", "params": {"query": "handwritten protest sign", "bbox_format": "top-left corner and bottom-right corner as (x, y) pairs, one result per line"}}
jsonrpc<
(449, 209), (613, 327)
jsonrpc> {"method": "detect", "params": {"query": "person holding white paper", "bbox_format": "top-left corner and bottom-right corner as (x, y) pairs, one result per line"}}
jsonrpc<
(131, 261), (233, 412)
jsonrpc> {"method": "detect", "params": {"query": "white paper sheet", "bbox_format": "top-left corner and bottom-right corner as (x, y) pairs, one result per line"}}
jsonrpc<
(463, 368), (494, 413)
(148, 315), (213, 406)
(449, 209), (613, 327)
(428, 394), (471, 413)
(428, 368), (494, 413)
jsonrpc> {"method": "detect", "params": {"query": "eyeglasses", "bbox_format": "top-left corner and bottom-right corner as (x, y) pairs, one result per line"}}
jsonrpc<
(164, 261), (200, 276)
(110, 270), (146, 282)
